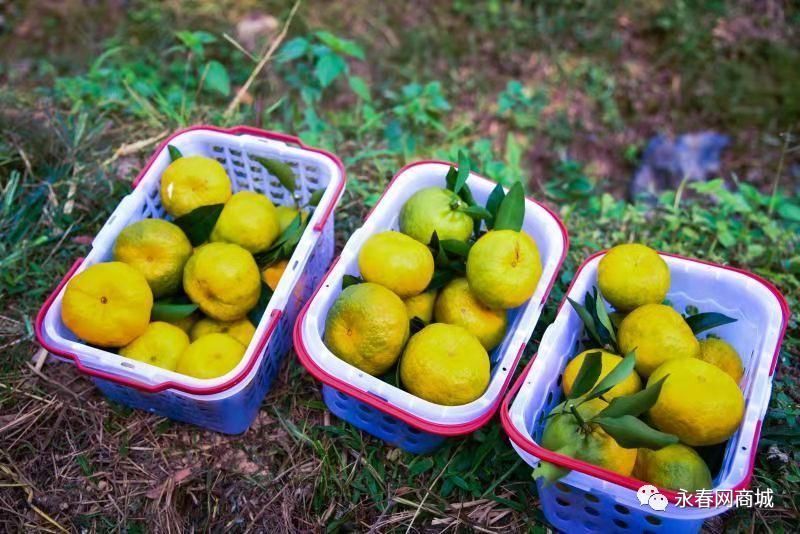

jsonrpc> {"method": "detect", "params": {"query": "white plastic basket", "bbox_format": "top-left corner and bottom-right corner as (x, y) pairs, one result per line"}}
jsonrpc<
(36, 126), (345, 433)
(501, 251), (790, 532)
(294, 161), (568, 447)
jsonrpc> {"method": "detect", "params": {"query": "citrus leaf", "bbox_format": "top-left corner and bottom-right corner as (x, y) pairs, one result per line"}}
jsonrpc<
(493, 182), (524, 231)
(445, 166), (458, 192)
(485, 183), (505, 227)
(253, 214), (305, 267)
(595, 415), (679, 450)
(342, 274), (364, 289)
(594, 292), (617, 343)
(253, 156), (297, 193)
(686, 312), (737, 335)
(586, 350), (636, 400)
(173, 203), (224, 246)
(596, 376), (668, 419)
(308, 188), (325, 207)
(248, 282), (274, 325)
(567, 297), (601, 346)
(440, 239), (472, 258)
(151, 302), (198, 322)
(168, 144), (183, 161)
(457, 182), (477, 207)
(454, 150), (471, 194)
(458, 204), (493, 221)
(428, 231), (450, 266)
(567, 351), (603, 399)
(426, 268), (458, 291)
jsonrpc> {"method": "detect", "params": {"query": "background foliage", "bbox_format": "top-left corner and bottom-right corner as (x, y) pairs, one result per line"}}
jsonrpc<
(1, 1), (798, 531)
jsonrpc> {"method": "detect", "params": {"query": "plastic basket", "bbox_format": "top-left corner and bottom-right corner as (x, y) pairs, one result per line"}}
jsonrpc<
(294, 161), (569, 453)
(35, 126), (346, 434)
(500, 251), (790, 532)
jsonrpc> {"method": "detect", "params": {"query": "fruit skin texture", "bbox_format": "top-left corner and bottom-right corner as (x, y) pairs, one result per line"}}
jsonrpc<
(400, 323), (490, 405)
(542, 398), (638, 476)
(648, 358), (745, 446)
(358, 231), (434, 298)
(618, 303), (700, 377)
(404, 290), (438, 324)
(434, 278), (507, 350)
(633, 444), (712, 492)
(698, 338), (744, 382)
(562, 349), (642, 401)
(597, 243), (670, 312)
(466, 230), (542, 309)
(61, 262), (153, 347)
(210, 191), (280, 253)
(112, 218), (193, 298)
(324, 283), (410, 376)
(160, 156), (232, 217)
(176, 333), (246, 379)
(190, 317), (256, 347)
(119, 322), (190, 371)
(183, 243), (261, 321)
(262, 259), (289, 291)
(399, 187), (473, 244)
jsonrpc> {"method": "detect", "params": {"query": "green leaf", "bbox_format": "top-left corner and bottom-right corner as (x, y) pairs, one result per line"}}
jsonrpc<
(248, 282), (274, 325)
(308, 188), (325, 207)
(532, 461), (571, 484)
(445, 166), (458, 192)
(277, 37), (309, 63)
(314, 52), (347, 88)
(348, 75), (370, 101)
(568, 351), (603, 399)
(408, 457), (434, 476)
(253, 156), (296, 193)
(686, 312), (737, 335)
(597, 376), (668, 419)
(485, 183), (505, 225)
(594, 294), (616, 343)
(342, 274), (364, 289)
(439, 239), (472, 258)
(168, 145), (183, 161)
(253, 214), (305, 267)
(203, 60), (230, 96)
(586, 350), (636, 400)
(458, 204), (492, 221)
(454, 150), (471, 194)
(567, 297), (601, 346)
(595, 415), (679, 449)
(493, 182), (524, 231)
(426, 268), (459, 291)
(151, 302), (198, 322)
(777, 201), (800, 222)
(173, 203), (224, 246)
(315, 31), (365, 60)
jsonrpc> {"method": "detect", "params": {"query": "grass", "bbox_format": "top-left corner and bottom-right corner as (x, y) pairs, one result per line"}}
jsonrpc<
(1, 0), (799, 531)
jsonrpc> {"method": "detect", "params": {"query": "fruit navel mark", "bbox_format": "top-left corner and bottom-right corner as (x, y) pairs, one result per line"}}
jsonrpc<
(100, 296), (108, 304)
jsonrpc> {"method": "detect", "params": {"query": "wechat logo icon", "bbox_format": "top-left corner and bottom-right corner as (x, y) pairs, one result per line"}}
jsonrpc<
(637, 484), (668, 511)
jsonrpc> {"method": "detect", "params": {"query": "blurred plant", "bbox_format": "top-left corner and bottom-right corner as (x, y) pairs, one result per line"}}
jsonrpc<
(384, 81), (451, 156)
(497, 80), (548, 129)
(543, 158), (595, 201)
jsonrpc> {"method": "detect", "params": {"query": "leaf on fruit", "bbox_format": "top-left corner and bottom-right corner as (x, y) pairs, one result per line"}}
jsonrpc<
(493, 182), (524, 231)
(485, 183), (505, 228)
(253, 156), (297, 193)
(586, 350), (636, 400)
(151, 301), (198, 322)
(168, 145), (183, 162)
(595, 415), (679, 450)
(409, 317), (426, 335)
(567, 351), (603, 399)
(454, 150), (471, 195)
(686, 312), (737, 335)
(173, 203), (224, 246)
(567, 296), (601, 347)
(253, 213), (305, 268)
(439, 239), (472, 258)
(308, 188), (325, 207)
(458, 205), (493, 222)
(597, 376), (668, 419)
(342, 274), (364, 289)
(594, 291), (617, 343)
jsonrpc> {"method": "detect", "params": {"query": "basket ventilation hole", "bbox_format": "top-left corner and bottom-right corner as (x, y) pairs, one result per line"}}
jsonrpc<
(555, 497), (569, 507)
(554, 482), (571, 494)
(121, 362), (134, 369)
(613, 519), (628, 529)
(614, 504), (630, 515)
(584, 506), (599, 516)
(645, 516), (662, 526)
(585, 493), (600, 503)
